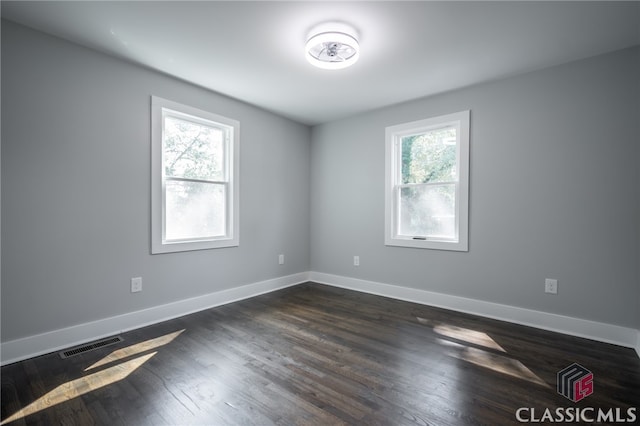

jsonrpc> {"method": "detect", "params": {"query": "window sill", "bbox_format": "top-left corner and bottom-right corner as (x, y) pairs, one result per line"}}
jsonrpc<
(385, 237), (468, 252)
(151, 237), (239, 254)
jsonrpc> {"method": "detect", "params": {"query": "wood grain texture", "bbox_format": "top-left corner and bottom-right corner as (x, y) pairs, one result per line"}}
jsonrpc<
(2, 282), (639, 425)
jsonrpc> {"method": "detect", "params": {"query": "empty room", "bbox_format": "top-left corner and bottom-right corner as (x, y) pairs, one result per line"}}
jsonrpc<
(1, 1), (639, 425)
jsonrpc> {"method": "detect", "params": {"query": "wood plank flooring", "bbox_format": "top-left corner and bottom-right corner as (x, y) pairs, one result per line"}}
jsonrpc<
(2, 282), (639, 425)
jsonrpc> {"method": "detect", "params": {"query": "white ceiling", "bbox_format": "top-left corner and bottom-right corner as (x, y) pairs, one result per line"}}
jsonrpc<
(2, 1), (639, 126)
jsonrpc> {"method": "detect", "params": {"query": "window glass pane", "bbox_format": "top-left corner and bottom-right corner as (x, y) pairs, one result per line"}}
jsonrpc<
(401, 127), (457, 184)
(399, 184), (456, 239)
(165, 181), (226, 241)
(163, 115), (225, 181)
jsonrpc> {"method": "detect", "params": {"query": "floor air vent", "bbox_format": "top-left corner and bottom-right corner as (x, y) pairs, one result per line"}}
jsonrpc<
(59, 336), (124, 359)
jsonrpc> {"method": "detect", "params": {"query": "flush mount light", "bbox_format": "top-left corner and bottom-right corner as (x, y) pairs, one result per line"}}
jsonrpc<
(305, 23), (360, 70)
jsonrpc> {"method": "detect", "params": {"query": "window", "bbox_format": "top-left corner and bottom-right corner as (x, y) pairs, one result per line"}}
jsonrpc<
(151, 97), (239, 253)
(385, 110), (469, 251)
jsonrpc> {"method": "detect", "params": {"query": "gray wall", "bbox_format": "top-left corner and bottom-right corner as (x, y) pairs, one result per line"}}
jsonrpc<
(310, 47), (640, 328)
(2, 20), (639, 345)
(1, 21), (311, 341)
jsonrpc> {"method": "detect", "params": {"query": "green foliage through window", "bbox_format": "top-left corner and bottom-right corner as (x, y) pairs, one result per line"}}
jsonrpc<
(401, 127), (457, 184)
(163, 116), (224, 181)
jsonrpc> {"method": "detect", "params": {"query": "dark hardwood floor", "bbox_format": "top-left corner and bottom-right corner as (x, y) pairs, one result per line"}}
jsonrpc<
(2, 282), (639, 425)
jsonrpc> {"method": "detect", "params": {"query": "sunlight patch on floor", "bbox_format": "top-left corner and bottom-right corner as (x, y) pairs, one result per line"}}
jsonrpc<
(417, 317), (548, 387)
(437, 338), (549, 387)
(432, 322), (507, 352)
(85, 329), (185, 371)
(2, 329), (186, 425)
(1, 352), (156, 425)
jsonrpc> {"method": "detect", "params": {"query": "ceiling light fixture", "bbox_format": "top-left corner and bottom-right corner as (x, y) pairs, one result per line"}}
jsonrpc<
(305, 23), (360, 70)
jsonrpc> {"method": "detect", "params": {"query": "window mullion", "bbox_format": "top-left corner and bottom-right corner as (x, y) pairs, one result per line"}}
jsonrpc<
(397, 181), (458, 189)
(165, 176), (227, 185)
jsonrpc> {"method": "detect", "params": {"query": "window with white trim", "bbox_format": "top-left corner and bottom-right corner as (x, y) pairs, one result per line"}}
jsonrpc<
(385, 110), (469, 251)
(151, 96), (239, 254)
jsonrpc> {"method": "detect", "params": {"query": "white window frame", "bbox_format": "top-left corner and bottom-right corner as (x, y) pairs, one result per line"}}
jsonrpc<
(151, 96), (239, 254)
(385, 110), (469, 251)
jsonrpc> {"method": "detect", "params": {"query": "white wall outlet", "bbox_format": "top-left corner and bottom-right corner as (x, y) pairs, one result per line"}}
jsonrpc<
(354, 255), (360, 266)
(131, 277), (142, 293)
(544, 278), (558, 294)
(278, 254), (284, 265)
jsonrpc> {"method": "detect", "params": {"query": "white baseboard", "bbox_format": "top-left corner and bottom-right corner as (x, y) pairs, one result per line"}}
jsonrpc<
(3, 270), (637, 365)
(308, 271), (639, 352)
(0, 272), (309, 366)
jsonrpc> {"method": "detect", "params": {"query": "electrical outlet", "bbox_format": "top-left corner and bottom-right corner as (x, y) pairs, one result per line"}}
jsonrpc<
(131, 277), (142, 293)
(545, 278), (558, 294)
(354, 256), (360, 266)
(278, 254), (284, 265)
